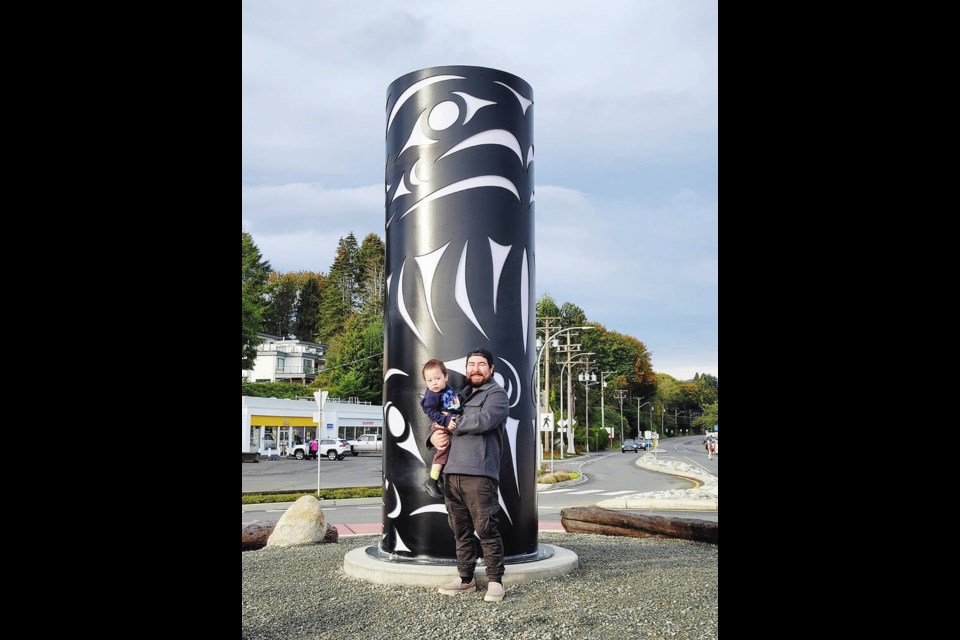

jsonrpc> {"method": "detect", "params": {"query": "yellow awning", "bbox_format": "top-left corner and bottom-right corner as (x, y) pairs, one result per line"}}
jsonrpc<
(250, 415), (318, 427)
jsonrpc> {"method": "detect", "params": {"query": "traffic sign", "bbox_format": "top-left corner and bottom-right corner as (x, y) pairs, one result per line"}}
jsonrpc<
(540, 413), (554, 432)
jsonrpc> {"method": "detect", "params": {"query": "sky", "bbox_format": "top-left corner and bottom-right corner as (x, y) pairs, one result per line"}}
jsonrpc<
(242, 0), (717, 381)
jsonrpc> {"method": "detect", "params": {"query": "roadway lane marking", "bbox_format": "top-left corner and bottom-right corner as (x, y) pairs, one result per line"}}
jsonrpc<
(568, 490), (606, 494)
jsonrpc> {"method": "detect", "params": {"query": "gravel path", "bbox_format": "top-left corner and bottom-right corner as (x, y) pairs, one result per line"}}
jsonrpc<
(242, 533), (718, 639)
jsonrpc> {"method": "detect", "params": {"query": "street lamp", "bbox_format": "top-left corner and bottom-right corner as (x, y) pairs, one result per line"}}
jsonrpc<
(638, 400), (652, 440)
(559, 353), (594, 459)
(615, 390), (627, 444)
(535, 334), (558, 468)
(578, 361), (597, 453)
(534, 326), (593, 468)
(600, 371), (614, 446)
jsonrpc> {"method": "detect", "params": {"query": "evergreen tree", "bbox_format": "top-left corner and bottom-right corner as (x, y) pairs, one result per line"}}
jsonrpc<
(242, 231), (271, 368)
(263, 272), (298, 338)
(294, 276), (322, 342)
(357, 233), (385, 317)
(320, 233), (360, 339)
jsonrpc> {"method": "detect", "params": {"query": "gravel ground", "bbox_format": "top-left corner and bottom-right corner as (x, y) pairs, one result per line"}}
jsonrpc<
(242, 533), (718, 639)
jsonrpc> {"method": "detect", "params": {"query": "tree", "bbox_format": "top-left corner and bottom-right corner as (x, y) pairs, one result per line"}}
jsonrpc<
(263, 272), (298, 339)
(559, 302), (586, 328)
(242, 231), (271, 368)
(320, 233), (360, 339)
(357, 233), (385, 317)
(693, 401), (718, 433)
(316, 313), (383, 403)
(537, 293), (561, 319)
(294, 276), (323, 342)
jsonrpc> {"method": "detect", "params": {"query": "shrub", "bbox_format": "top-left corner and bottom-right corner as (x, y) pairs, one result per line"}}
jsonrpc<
(242, 486), (381, 504)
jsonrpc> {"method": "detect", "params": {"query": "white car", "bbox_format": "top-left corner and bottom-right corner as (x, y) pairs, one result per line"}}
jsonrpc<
(317, 438), (352, 460)
(292, 438), (353, 460)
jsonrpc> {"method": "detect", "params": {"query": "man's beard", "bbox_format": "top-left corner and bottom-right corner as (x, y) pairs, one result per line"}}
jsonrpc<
(468, 373), (488, 388)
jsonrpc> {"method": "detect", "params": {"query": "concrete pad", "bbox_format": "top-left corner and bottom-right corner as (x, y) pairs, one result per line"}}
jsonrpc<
(344, 542), (578, 588)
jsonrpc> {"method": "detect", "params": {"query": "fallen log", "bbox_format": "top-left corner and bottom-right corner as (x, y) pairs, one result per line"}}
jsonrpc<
(560, 506), (717, 544)
(242, 521), (339, 551)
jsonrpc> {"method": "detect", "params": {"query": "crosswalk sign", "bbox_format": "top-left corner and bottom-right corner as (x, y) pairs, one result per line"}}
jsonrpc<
(540, 413), (554, 432)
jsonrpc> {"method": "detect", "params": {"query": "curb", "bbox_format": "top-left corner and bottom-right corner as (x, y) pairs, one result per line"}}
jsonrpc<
(243, 497), (381, 512)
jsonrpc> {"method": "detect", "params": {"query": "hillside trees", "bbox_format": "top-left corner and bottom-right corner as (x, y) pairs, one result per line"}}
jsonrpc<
(242, 231), (271, 368)
(246, 236), (716, 445)
(316, 313), (383, 403)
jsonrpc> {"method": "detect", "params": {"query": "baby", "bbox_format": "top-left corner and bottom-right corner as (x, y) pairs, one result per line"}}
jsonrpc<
(419, 358), (462, 498)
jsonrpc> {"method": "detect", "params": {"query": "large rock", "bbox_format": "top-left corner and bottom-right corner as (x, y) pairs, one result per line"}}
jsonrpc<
(265, 496), (328, 547)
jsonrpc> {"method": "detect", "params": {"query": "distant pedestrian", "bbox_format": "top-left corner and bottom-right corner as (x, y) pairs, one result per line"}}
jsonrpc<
(706, 437), (716, 459)
(309, 438), (319, 460)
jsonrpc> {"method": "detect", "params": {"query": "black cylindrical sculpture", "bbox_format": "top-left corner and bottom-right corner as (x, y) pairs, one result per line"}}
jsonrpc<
(380, 66), (537, 561)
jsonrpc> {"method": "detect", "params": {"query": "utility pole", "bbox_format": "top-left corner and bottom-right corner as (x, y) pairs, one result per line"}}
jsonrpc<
(556, 331), (583, 455)
(536, 317), (559, 461)
(579, 359), (596, 452)
(636, 396), (643, 439)
(615, 390), (628, 444)
(600, 371), (614, 445)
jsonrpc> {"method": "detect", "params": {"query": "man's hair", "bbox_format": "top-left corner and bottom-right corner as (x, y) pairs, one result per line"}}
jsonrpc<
(465, 347), (494, 367)
(422, 359), (448, 379)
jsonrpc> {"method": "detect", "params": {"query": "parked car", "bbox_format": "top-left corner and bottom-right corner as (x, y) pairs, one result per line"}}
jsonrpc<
(622, 439), (640, 453)
(292, 438), (353, 460)
(347, 433), (383, 455)
(319, 438), (352, 460)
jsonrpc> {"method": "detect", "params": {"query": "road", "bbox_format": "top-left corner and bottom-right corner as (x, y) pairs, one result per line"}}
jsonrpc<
(243, 436), (717, 526)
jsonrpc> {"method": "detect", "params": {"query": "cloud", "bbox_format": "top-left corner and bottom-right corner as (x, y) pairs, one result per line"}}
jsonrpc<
(242, 183), (383, 271)
(241, 0), (718, 380)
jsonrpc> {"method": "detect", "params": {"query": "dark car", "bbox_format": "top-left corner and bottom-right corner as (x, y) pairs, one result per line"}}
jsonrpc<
(622, 439), (640, 453)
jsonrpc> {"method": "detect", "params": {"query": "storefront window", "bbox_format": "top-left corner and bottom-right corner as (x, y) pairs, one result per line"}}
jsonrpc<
(263, 427), (277, 450)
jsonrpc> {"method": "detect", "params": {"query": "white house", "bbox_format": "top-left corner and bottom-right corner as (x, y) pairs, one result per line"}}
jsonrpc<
(243, 333), (327, 384)
(241, 395), (383, 456)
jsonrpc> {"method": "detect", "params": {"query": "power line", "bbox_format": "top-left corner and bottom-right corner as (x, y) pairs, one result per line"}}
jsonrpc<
(319, 351), (383, 372)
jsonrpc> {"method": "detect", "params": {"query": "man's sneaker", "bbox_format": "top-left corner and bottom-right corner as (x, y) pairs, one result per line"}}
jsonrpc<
(438, 578), (476, 595)
(422, 478), (443, 499)
(484, 581), (505, 602)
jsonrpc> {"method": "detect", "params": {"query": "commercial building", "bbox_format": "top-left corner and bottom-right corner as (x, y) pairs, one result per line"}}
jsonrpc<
(241, 395), (383, 457)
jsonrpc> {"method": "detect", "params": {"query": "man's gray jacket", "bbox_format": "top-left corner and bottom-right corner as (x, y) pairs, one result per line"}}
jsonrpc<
(429, 379), (508, 481)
